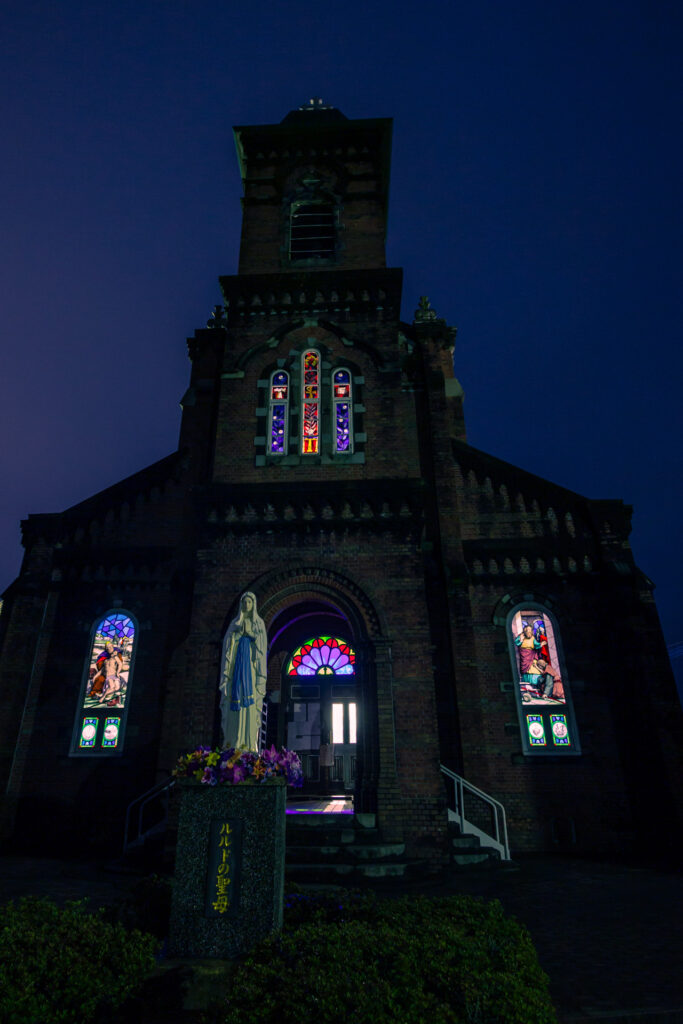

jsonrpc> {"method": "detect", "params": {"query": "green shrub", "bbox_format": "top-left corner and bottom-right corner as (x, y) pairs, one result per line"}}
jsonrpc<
(0, 896), (158, 1024)
(283, 885), (378, 928)
(227, 891), (557, 1024)
(104, 873), (173, 939)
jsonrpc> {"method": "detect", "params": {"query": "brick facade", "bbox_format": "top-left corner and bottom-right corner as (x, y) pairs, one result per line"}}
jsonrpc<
(1, 104), (681, 866)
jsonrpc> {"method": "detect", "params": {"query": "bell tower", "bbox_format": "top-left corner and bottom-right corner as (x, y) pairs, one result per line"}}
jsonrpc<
(233, 98), (393, 274)
(200, 100), (419, 484)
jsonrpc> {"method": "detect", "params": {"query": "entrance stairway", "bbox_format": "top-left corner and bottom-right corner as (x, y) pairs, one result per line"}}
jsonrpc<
(448, 820), (504, 869)
(285, 805), (411, 883)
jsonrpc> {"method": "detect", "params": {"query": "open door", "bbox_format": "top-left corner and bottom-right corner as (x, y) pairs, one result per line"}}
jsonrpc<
(283, 636), (356, 794)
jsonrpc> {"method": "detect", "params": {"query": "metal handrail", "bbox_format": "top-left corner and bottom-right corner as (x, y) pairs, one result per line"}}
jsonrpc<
(440, 764), (510, 861)
(123, 776), (175, 855)
(123, 708), (268, 856)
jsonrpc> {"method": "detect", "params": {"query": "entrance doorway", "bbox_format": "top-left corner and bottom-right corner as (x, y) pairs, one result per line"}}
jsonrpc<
(284, 635), (356, 794)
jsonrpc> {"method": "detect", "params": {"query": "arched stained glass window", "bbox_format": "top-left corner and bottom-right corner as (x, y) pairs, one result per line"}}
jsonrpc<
(507, 605), (581, 757)
(72, 611), (137, 755)
(332, 368), (353, 453)
(287, 636), (355, 676)
(269, 370), (289, 455)
(512, 611), (564, 706)
(301, 349), (320, 454)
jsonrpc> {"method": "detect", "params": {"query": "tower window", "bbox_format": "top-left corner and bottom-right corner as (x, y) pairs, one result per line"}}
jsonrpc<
(301, 349), (321, 454)
(269, 370), (289, 455)
(290, 202), (335, 260)
(333, 368), (353, 453)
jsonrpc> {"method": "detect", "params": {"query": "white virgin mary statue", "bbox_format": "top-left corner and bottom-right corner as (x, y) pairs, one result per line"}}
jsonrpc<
(219, 592), (268, 753)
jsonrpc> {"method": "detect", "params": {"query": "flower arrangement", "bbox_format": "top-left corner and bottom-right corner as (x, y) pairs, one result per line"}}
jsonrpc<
(173, 745), (304, 788)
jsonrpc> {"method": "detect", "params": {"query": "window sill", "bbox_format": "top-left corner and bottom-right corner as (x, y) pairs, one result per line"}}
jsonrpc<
(255, 452), (365, 467)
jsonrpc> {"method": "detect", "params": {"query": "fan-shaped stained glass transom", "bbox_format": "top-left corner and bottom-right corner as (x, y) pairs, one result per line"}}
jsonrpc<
(287, 636), (355, 676)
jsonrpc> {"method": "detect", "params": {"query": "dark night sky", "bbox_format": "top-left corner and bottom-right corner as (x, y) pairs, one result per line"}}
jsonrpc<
(2, 1), (682, 653)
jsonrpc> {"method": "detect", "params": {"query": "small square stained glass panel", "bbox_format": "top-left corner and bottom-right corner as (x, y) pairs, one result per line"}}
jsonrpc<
(526, 715), (546, 746)
(79, 717), (98, 748)
(102, 717), (121, 748)
(551, 715), (571, 746)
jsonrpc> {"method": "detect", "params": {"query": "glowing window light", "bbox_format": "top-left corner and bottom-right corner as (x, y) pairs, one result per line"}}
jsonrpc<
(511, 609), (565, 707)
(84, 613), (135, 712)
(332, 703), (344, 743)
(551, 715), (571, 746)
(269, 370), (289, 455)
(349, 702), (357, 744)
(79, 718), (98, 748)
(526, 715), (547, 746)
(286, 636), (355, 676)
(301, 350), (320, 454)
(102, 717), (121, 748)
(332, 368), (353, 454)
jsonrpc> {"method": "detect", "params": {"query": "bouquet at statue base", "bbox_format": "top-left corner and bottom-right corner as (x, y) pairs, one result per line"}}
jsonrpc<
(173, 744), (304, 787)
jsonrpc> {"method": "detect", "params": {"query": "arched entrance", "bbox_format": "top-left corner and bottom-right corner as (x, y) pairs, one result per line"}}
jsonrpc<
(254, 567), (392, 817)
(267, 599), (357, 795)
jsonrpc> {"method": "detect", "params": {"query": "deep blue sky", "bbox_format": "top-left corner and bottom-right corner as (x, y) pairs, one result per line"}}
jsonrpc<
(2, 1), (681, 651)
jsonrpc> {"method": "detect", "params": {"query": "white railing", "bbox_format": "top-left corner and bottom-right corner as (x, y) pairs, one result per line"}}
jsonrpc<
(440, 764), (510, 861)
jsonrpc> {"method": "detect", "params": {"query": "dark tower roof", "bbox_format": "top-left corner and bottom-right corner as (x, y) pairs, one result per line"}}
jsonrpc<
(280, 97), (349, 124)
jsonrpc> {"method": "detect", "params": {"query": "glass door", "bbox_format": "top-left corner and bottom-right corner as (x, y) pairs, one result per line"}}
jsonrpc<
(331, 700), (356, 790)
(283, 636), (356, 794)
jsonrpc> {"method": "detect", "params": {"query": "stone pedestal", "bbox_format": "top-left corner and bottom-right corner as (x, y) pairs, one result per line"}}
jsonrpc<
(168, 779), (286, 958)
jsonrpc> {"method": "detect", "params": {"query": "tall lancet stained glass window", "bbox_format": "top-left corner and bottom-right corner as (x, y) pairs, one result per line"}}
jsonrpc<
(269, 370), (289, 455)
(73, 611), (136, 754)
(287, 636), (356, 676)
(507, 605), (581, 756)
(333, 368), (353, 453)
(301, 349), (320, 454)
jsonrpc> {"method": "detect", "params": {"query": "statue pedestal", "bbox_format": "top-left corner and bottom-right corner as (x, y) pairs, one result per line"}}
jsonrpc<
(168, 778), (286, 958)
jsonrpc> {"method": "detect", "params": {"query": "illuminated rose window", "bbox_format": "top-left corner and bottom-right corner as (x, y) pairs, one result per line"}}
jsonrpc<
(287, 636), (355, 676)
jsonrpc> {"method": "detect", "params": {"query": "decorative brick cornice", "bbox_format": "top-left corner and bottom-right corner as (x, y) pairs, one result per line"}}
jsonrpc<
(219, 268), (402, 324)
(195, 479), (425, 535)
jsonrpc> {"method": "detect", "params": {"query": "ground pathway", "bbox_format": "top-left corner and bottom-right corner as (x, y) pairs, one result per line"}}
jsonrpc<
(0, 851), (681, 1023)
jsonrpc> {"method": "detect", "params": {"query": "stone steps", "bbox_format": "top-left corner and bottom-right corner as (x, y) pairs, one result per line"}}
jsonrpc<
(285, 810), (509, 882)
(448, 824), (504, 869)
(286, 842), (405, 863)
(285, 809), (412, 883)
(286, 861), (410, 881)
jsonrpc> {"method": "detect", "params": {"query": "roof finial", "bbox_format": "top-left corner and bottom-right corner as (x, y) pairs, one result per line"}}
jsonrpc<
(299, 97), (330, 111)
(414, 296), (438, 323)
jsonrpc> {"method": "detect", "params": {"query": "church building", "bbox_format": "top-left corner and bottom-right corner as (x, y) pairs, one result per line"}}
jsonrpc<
(1, 101), (681, 869)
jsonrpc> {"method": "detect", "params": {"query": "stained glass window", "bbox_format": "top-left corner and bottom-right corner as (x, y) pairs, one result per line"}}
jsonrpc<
(84, 613), (135, 712)
(508, 605), (581, 757)
(511, 610), (565, 706)
(79, 718), (98, 748)
(102, 716), (122, 748)
(301, 350), (320, 454)
(269, 370), (289, 455)
(333, 368), (353, 453)
(73, 611), (136, 754)
(287, 636), (355, 676)
(550, 714), (571, 746)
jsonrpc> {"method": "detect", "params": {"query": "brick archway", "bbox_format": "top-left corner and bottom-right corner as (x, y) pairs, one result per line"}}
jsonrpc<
(247, 566), (395, 819)
(254, 564), (384, 641)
